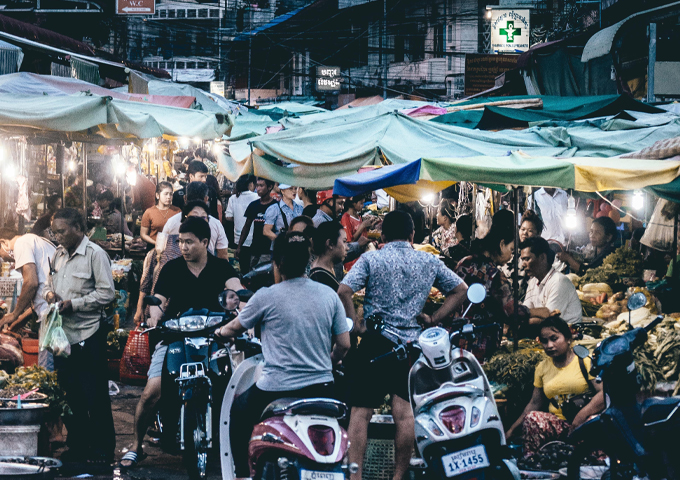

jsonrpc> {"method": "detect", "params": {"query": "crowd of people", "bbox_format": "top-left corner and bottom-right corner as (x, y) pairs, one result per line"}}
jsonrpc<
(0, 169), (672, 478)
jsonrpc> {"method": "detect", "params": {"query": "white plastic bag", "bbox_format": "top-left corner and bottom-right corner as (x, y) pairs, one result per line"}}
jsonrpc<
(640, 199), (676, 252)
(39, 304), (71, 358)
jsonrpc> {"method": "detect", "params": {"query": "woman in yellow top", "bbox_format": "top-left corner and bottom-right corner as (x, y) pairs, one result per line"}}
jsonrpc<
(505, 315), (605, 455)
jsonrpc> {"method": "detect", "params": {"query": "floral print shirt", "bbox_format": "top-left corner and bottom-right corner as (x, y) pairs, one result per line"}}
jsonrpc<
(455, 254), (529, 324)
(342, 241), (464, 342)
(432, 225), (457, 254)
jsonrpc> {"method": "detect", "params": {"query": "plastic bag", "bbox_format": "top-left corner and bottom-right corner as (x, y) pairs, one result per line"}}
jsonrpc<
(39, 304), (71, 358)
(640, 199), (676, 252)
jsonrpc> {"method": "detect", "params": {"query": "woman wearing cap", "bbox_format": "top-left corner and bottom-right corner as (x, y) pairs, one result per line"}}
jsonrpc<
(263, 184), (303, 248)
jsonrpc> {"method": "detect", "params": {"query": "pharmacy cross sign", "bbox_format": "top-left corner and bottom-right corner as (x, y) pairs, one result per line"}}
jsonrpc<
(499, 21), (521, 43)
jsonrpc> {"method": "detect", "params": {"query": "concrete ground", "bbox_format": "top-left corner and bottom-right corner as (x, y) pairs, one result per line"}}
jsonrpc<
(55, 382), (224, 480)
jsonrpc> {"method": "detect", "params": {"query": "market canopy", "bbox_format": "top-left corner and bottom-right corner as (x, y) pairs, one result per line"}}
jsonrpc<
(221, 111), (680, 188)
(0, 93), (232, 140)
(333, 153), (680, 202)
(431, 95), (663, 130)
(0, 72), (196, 108)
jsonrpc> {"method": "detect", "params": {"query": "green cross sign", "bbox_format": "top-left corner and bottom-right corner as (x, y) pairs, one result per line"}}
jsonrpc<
(499, 21), (521, 43)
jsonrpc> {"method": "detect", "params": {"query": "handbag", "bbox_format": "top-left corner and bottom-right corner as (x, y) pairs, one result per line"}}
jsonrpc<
(552, 356), (595, 423)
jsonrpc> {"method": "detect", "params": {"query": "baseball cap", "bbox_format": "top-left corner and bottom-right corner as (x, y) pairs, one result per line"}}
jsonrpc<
(278, 184), (293, 190)
(316, 189), (334, 205)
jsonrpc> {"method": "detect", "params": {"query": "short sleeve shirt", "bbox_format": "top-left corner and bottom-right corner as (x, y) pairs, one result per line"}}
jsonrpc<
(341, 241), (464, 343)
(523, 268), (582, 324)
(154, 254), (238, 318)
(534, 356), (595, 420)
(244, 199), (277, 255)
(264, 201), (303, 248)
(141, 206), (181, 242)
(238, 277), (349, 391)
(13, 234), (56, 317)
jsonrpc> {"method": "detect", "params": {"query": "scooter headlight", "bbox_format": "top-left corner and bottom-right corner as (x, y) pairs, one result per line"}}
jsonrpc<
(206, 316), (224, 328)
(164, 319), (180, 330)
(179, 315), (206, 331)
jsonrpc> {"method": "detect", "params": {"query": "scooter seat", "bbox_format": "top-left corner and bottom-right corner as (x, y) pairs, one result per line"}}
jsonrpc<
(261, 397), (348, 421)
(641, 397), (680, 426)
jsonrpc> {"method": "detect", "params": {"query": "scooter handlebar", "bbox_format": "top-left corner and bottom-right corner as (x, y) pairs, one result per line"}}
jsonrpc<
(644, 315), (664, 334)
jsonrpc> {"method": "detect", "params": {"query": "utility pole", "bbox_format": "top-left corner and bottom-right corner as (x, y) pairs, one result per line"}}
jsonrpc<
(247, 6), (252, 106)
(382, 0), (387, 99)
(647, 23), (656, 103)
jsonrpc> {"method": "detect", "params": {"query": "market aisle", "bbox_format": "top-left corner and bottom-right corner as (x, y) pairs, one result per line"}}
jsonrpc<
(56, 383), (223, 479)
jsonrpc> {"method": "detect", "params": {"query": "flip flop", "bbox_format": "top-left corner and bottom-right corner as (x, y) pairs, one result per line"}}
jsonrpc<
(119, 450), (146, 468)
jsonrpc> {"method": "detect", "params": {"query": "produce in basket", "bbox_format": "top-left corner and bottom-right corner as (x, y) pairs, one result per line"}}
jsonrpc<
(5, 365), (70, 418)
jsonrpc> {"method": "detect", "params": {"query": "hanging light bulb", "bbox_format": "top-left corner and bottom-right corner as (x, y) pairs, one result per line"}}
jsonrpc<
(213, 142), (223, 156)
(126, 168), (137, 186)
(633, 190), (644, 211)
(565, 195), (577, 230)
(4, 164), (15, 179)
(421, 193), (434, 205)
(68, 160), (76, 171)
(112, 155), (126, 177)
(193, 136), (202, 144)
(179, 137), (190, 149)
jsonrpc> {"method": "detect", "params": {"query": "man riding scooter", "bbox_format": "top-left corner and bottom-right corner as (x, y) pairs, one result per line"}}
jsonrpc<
(217, 232), (351, 479)
(120, 217), (244, 469)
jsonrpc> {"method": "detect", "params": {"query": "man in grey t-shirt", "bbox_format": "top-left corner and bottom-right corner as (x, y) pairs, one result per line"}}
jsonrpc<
(218, 232), (350, 478)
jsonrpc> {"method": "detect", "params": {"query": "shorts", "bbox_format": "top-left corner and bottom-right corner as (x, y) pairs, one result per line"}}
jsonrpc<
(147, 343), (167, 379)
(348, 334), (411, 408)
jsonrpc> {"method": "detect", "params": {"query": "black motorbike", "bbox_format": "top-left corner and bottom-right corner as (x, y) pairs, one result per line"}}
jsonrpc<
(143, 290), (240, 480)
(567, 292), (680, 480)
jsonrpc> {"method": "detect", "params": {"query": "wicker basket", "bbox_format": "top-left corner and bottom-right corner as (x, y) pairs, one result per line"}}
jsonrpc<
(362, 415), (396, 480)
(363, 438), (395, 480)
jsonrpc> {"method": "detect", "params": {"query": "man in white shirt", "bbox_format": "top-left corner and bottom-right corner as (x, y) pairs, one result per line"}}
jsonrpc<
(225, 175), (259, 273)
(520, 236), (582, 328)
(162, 181), (229, 259)
(531, 187), (568, 246)
(0, 230), (56, 370)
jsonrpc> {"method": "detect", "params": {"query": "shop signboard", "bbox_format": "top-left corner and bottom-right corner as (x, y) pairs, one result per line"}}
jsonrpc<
(490, 9), (530, 53)
(116, 0), (154, 15)
(316, 66), (341, 92)
(210, 81), (225, 97)
(464, 54), (518, 96)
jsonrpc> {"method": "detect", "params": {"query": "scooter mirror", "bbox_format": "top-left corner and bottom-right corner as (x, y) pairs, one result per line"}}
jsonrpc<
(144, 295), (162, 307)
(573, 345), (590, 359)
(346, 317), (354, 333)
(467, 283), (487, 305)
(219, 289), (240, 312)
(627, 292), (647, 311)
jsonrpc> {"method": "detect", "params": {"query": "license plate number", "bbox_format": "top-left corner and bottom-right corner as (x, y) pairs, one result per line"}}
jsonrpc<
(300, 469), (344, 480)
(441, 445), (490, 477)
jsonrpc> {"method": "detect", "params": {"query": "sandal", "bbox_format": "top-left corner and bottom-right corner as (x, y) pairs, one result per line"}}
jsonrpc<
(119, 450), (146, 469)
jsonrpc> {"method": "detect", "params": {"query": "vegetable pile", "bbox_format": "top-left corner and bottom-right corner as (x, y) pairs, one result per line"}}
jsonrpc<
(575, 247), (644, 293)
(1, 365), (70, 419)
(518, 442), (605, 471)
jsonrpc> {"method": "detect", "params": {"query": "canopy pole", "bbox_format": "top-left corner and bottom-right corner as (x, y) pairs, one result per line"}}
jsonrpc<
(512, 186), (520, 351)
(121, 176), (126, 258)
(471, 183), (477, 241)
(82, 144), (87, 223)
(673, 214), (678, 281)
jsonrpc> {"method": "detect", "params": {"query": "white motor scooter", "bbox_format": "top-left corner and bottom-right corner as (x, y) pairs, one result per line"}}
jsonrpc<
(373, 284), (520, 480)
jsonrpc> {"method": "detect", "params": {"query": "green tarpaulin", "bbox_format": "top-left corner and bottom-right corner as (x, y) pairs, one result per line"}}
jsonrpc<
(0, 93), (232, 139)
(432, 95), (663, 130)
(221, 111), (680, 188)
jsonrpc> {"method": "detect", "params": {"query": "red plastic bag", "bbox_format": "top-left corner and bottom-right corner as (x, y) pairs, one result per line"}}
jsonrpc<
(119, 329), (150, 385)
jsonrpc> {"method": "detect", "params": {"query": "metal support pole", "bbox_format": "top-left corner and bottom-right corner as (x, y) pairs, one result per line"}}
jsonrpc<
(512, 187), (520, 350)
(382, 0), (387, 99)
(672, 214), (678, 281)
(471, 183), (477, 240)
(82, 144), (87, 222)
(247, 6), (252, 106)
(121, 178), (126, 258)
(648, 23), (657, 103)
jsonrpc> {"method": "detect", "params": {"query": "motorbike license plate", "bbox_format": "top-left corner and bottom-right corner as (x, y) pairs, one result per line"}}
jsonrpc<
(441, 445), (490, 477)
(300, 469), (344, 480)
